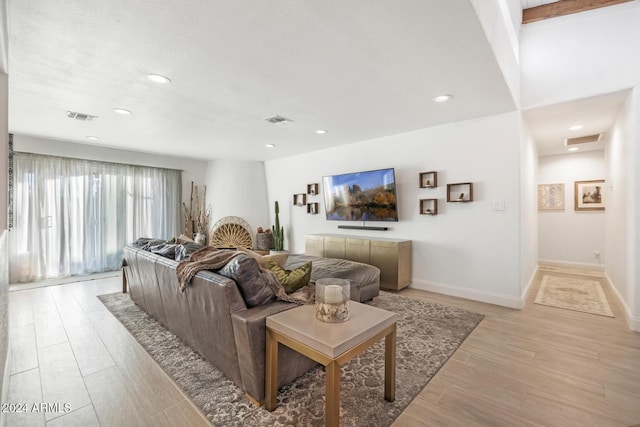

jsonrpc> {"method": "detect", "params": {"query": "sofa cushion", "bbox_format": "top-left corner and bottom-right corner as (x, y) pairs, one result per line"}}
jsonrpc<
(237, 247), (288, 268)
(264, 260), (312, 294)
(218, 254), (276, 307)
(131, 237), (168, 250)
(149, 243), (178, 259)
(175, 242), (204, 261)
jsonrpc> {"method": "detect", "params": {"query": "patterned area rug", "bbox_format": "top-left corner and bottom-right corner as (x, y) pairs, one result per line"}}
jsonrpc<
(98, 291), (483, 426)
(535, 275), (614, 317)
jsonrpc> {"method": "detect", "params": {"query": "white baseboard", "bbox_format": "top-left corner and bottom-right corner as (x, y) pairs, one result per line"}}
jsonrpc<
(538, 259), (604, 271)
(520, 265), (538, 306)
(0, 338), (10, 427)
(409, 278), (523, 309)
(604, 273), (640, 331)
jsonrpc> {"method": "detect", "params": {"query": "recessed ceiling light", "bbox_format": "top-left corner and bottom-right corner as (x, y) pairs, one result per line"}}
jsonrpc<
(86, 136), (100, 141)
(568, 147), (579, 152)
(113, 108), (132, 115)
(147, 74), (171, 85)
(265, 144), (276, 148)
(433, 94), (452, 103)
(315, 130), (328, 134)
(569, 125), (583, 131)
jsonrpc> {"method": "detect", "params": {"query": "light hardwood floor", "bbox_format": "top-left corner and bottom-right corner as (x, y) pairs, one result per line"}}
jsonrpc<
(6, 269), (640, 426)
(395, 270), (640, 427)
(7, 276), (211, 427)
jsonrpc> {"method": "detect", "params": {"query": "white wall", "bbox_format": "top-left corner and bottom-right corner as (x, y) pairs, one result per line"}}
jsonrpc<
(0, 74), (6, 230)
(520, 117), (538, 295)
(0, 0), (9, 416)
(520, 1), (640, 108)
(538, 151), (606, 266)
(12, 134), (207, 210)
(204, 159), (270, 238)
(471, 0), (521, 107)
(634, 90), (640, 328)
(605, 89), (639, 329)
(265, 111), (525, 307)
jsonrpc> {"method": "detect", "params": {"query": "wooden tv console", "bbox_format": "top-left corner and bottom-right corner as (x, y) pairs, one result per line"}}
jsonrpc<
(305, 234), (411, 291)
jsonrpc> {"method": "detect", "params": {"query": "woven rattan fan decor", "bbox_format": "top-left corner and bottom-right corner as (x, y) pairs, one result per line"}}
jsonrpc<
(209, 216), (253, 249)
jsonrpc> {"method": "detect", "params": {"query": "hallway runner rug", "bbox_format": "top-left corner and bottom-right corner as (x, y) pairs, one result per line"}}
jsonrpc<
(98, 291), (483, 427)
(537, 264), (605, 278)
(535, 275), (614, 317)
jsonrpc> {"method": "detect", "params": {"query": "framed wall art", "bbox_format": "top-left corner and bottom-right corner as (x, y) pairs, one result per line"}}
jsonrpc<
(574, 180), (605, 211)
(538, 183), (564, 210)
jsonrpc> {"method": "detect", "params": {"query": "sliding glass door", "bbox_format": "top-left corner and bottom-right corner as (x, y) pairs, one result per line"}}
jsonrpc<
(9, 153), (181, 283)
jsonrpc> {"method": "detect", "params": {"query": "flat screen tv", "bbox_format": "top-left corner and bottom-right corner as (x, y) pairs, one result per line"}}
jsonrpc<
(322, 168), (398, 222)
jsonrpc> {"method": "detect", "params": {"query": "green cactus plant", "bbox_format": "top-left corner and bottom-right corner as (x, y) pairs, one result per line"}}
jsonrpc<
(272, 200), (285, 251)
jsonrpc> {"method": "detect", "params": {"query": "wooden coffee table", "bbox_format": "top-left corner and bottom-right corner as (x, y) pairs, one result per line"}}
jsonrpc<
(265, 302), (397, 427)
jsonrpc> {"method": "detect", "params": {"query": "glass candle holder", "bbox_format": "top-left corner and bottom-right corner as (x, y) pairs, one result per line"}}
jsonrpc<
(315, 278), (350, 323)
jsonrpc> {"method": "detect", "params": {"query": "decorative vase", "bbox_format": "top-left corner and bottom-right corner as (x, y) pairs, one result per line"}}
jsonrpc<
(315, 278), (350, 323)
(194, 232), (206, 246)
(256, 233), (274, 251)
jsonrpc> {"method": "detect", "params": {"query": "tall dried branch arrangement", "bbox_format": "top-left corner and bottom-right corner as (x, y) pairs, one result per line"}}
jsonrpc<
(182, 182), (194, 236)
(194, 185), (211, 234)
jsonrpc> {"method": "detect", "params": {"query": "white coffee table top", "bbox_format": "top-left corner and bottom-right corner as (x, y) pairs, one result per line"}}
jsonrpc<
(266, 302), (397, 359)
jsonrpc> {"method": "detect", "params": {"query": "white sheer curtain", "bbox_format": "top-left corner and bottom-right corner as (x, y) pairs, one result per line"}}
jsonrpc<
(9, 153), (181, 283)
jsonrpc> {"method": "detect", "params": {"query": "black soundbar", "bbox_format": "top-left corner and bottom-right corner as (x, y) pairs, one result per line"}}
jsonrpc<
(337, 225), (388, 231)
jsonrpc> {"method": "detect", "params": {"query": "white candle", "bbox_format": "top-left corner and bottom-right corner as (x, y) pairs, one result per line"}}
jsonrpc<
(324, 284), (343, 304)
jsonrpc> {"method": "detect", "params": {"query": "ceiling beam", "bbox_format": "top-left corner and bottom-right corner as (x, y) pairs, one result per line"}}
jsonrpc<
(523, 0), (633, 24)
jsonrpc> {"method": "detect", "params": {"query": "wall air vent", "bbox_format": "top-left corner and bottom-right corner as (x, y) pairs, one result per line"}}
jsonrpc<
(263, 114), (293, 125)
(67, 111), (97, 121)
(564, 133), (603, 146)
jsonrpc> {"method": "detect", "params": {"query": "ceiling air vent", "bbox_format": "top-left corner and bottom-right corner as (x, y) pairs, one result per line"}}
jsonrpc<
(67, 111), (97, 121)
(263, 114), (293, 125)
(564, 133), (603, 146)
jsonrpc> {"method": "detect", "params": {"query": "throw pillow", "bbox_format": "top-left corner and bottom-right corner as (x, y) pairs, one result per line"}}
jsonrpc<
(177, 234), (195, 244)
(264, 260), (312, 294)
(237, 247), (288, 268)
(218, 254), (275, 307)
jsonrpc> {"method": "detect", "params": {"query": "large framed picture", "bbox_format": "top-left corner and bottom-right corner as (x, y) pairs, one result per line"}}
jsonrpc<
(538, 183), (564, 210)
(574, 180), (605, 211)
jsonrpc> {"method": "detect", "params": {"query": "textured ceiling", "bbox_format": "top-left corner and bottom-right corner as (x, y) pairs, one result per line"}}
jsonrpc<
(8, 0), (515, 161)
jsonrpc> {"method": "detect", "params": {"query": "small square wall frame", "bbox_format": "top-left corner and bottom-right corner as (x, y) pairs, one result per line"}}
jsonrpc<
(447, 182), (473, 202)
(307, 202), (319, 214)
(293, 193), (307, 206)
(307, 183), (319, 195)
(419, 199), (438, 215)
(419, 171), (437, 188)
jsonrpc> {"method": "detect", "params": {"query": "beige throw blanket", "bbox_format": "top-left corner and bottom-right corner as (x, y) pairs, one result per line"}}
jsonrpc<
(176, 247), (315, 304)
(176, 247), (242, 292)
